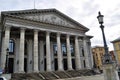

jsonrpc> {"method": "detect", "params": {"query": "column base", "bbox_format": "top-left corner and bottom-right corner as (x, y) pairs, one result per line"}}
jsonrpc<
(68, 68), (73, 71)
(17, 71), (25, 73)
(58, 69), (64, 71)
(33, 70), (39, 73)
(47, 69), (52, 72)
(76, 68), (81, 70)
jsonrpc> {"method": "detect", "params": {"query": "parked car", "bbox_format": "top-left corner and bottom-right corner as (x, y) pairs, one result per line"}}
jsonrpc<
(0, 76), (7, 80)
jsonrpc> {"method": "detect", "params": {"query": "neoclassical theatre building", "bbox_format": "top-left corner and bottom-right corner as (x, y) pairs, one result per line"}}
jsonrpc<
(0, 9), (93, 73)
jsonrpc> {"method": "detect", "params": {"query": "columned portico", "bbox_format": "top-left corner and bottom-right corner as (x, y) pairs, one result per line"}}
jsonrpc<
(57, 33), (63, 71)
(18, 28), (25, 73)
(75, 36), (81, 70)
(46, 31), (52, 71)
(1, 26), (10, 69)
(66, 34), (73, 70)
(0, 9), (93, 73)
(33, 30), (39, 72)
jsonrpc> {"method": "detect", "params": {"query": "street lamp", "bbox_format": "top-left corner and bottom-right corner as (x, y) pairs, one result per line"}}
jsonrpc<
(6, 48), (9, 73)
(97, 11), (112, 64)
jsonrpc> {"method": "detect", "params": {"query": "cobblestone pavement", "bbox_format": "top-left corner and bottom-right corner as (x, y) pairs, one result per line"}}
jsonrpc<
(56, 74), (104, 80)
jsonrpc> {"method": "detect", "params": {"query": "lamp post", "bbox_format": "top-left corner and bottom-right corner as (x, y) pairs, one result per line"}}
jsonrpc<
(6, 48), (9, 73)
(97, 11), (119, 80)
(97, 11), (112, 64)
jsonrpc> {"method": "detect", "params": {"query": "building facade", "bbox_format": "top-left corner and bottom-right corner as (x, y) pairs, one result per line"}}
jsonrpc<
(0, 9), (93, 73)
(92, 46), (105, 70)
(111, 37), (120, 67)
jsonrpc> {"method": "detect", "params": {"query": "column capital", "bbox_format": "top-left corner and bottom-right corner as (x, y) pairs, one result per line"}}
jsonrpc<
(20, 28), (26, 31)
(46, 31), (51, 35)
(66, 34), (70, 38)
(75, 35), (79, 39)
(34, 29), (39, 32)
(57, 32), (61, 37)
(5, 26), (11, 31)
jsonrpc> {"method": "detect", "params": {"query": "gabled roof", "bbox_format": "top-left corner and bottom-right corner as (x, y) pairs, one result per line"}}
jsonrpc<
(111, 37), (120, 43)
(1, 8), (89, 32)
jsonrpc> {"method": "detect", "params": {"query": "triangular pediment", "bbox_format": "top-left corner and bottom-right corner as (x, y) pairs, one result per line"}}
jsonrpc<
(21, 13), (79, 28)
(2, 9), (89, 31)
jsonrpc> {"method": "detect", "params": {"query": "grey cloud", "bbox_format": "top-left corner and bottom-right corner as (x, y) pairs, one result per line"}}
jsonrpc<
(81, 0), (99, 16)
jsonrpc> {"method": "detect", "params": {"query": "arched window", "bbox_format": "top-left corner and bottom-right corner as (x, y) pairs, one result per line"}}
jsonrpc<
(9, 39), (14, 54)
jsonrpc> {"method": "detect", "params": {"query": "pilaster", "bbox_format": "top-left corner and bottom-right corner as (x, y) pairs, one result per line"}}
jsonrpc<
(39, 41), (45, 72)
(27, 40), (33, 73)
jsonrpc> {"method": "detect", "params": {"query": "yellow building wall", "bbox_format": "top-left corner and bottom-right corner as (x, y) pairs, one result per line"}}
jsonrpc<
(92, 47), (105, 70)
(114, 41), (120, 65)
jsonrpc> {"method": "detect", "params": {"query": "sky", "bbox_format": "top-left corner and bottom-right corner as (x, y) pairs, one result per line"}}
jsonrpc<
(0, 0), (120, 50)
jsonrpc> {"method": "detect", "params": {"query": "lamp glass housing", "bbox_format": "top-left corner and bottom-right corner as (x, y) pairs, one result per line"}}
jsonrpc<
(97, 12), (104, 24)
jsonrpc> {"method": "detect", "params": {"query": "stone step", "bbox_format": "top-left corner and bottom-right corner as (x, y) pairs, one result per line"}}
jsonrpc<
(40, 72), (58, 80)
(10, 69), (97, 80)
(66, 70), (82, 77)
(53, 71), (71, 78)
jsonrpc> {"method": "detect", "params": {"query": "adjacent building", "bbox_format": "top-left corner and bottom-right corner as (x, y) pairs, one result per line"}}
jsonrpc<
(0, 9), (93, 73)
(92, 46), (105, 71)
(111, 37), (120, 67)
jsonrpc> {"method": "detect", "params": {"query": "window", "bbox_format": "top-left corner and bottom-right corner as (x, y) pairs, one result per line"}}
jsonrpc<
(70, 44), (74, 56)
(62, 43), (67, 56)
(83, 60), (86, 68)
(82, 48), (84, 57)
(9, 39), (14, 54)
(119, 44), (120, 50)
(99, 48), (102, 51)
(53, 44), (57, 56)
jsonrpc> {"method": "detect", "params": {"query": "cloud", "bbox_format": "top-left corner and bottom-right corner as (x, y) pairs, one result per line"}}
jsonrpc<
(0, 0), (120, 50)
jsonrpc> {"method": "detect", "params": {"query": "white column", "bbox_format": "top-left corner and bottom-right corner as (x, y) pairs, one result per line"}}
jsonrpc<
(14, 39), (19, 73)
(46, 32), (52, 71)
(39, 41), (44, 72)
(50, 42), (55, 71)
(18, 28), (25, 73)
(83, 37), (90, 69)
(75, 36), (81, 70)
(27, 40), (33, 73)
(1, 27), (10, 69)
(66, 34), (72, 70)
(33, 30), (39, 72)
(57, 33), (63, 71)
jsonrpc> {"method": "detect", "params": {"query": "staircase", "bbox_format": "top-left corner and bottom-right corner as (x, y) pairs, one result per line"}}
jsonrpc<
(53, 71), (71, 78)
(10, 69), (96, 80)
(39, 72), (58, 80)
